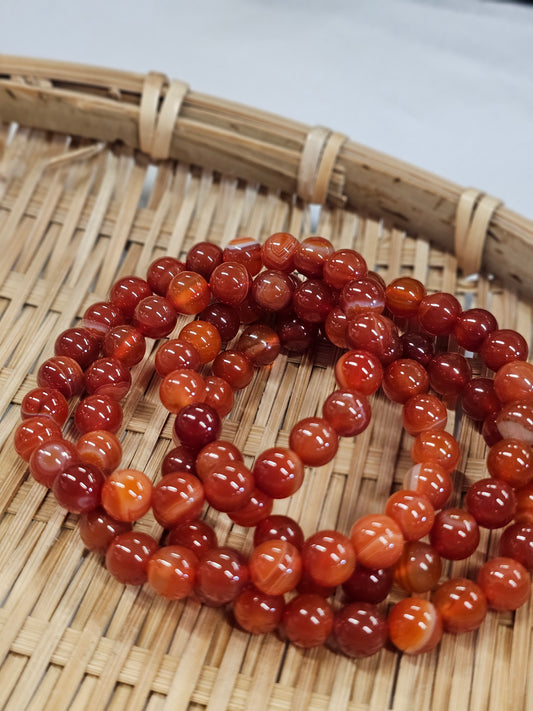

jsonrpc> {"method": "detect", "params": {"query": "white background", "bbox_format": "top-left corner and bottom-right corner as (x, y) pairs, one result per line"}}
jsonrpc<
(1, 0), (532, 218)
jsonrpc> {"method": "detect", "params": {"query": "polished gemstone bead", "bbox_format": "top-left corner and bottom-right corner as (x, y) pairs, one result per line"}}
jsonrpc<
(341, 563), (394, 604)
(197, 302), (240, 342)
(393, 540), (442, 593)
(410, 430), (460, 473)
(74, 394), (123, 434)
(146, 255), (185, 295)
(81, 301), (125, 338)
(322, 389), (371, 437)
(382, 358), (429, 404)
(293, 236), (335, 278)
(333, 602), (388, 658)
(37, 356), (84, 398)
(323, 248), (367, 290)
(289, 417), (339, 467)
(29, 439), (80, 488)
(346, 313), (401, 365)
(79, 507), (132, 554)
(173, 403), (221, 451)
(261, 232), (300, 272)
(292, 278), (335, 323)
(403, 462), (453, 509)
(427, 352), (471, 397)
(233, 584), (285, 634)
(179, 320), (222, 364)
(147, 545), (198, 600)
(101, 469), (153, 521)
(339, 277), (385, 317)
(515, 481), (533, 523)
(385, 490), (435, 541)
(159, 369), (206, 413)
(481, 329), (529, 371)
(210, 262), (251, 306)
(482, 415), (503, 447)
(132, 295), (178, 338)
(403, 393), (447, 436)
(53, 462), (105, 513)
(493, 361), (533, 405)
(400, 331), (435, 366)
(204, 376), (234, 417)
(417, 292), (461, 336)
(105, 531), (159, 585)
(253, 515), (305, 550)
(102, 325), (146, 367)
(499, 522), (533, 570)
(167, 519), (218, 558)
(110, 276), (152, 320)
(301, 530), (356, 587)
(162, 445), (197, 476)
(454, 308), (498, 351)
(14, 416), (63, 461)
(429, 508), (480, 560)
(385, 277), (426, 318)
(251, 269), (294, 312)
(323, 307), (349, 349)
(195, 546), (249, 606)
(21, 387), (69, 427)
(154, 338), (202, 377)
(54, 327), (101, 370)
(249, 540), (302, 595)
(223, 237), (263, 276)
(282, 593), (334, 648)
(152, 472), (205, 528)
(350, 514), (404, 569)
(85, 357), (131, 401)
(276, 314), (318, 353)
(496, 402), (533, 444)
(388, 598), (442, 654)
(236, 324), (281, 366)
(76, 430), (122, 474)
(228, 488), (273, 526)
(334, 349), (383, 396)
(486, 438), (533, 488)
(461, 377), (501, 421)
(195, 440), (243, 481)
(185, 241), (223, 279)
(167, 271), (212, 314)
(477, 556), (531, 610)
(212, 350), (254, 389)
(202, 461), (254, 512)
(465, 478), (516, 528)
(253, 447), (304, 499)
(432, 577), (487, 633)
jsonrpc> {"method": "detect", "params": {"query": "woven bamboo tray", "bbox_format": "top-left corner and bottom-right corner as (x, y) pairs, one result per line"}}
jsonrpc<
(0, 56), (532, 711)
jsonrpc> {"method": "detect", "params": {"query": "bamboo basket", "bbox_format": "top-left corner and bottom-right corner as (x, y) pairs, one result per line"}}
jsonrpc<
(0, 56), (532, 711)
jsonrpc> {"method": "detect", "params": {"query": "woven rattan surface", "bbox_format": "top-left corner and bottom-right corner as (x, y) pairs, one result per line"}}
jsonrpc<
(0, 93), (532, 710)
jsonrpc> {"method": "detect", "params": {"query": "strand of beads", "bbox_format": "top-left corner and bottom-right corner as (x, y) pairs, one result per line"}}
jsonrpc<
(14, 232), (533, 658)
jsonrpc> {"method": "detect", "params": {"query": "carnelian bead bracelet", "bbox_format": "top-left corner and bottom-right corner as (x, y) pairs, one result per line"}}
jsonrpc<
(15, 232), (533, 659)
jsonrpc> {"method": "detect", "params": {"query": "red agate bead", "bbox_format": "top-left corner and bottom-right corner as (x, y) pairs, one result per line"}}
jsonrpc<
(515, 482), (533, 523)
(109, 276), (152, 319)
(154, 339), (202, 377)
(350, 514), (404, 569)
(385, 277), (426, 318)
(253, 447), (304, 499)
(179, 320), (222, 364)
(173, 403), (221, 451)
(29, 439), (80, 488)
(477, 557), (531, 611)
(249, 540), (302, 595)
(382, 358), (429, 404)
(223, 237), (263, 276)
(195, 547), (249, 606)
(410, 430), (460, 473)
(197, 303), (240, 342)
(167, 271), (211, 314)
(233, 585), (285, 634)
(54, 327), (101, 370)
(289, 417), (339, 467)
(185, 241), (223, 279)
(393, 540), (442, 593)
(403, 393), (447, 436)
(202, 461), (254, 512)
(195, 440), (243, 480)
(432, 578), (487, 633)
(147, 255), (185, 295)
(79, 507), (132, 554)
(293, 236), (334, 278)
(496, 402), (533, 445)
(301, 530), (356, 587)
(167, 519), (218, 558)
(228, 488), (273, 526)
(52, 462), (105, 514)
(385, 490), (435, 540)
(261, 232), (299, 272)
(499, 522), (533, 570)
(14, 416), (63, 461)
(400, 331), (435, 366)
(493, 361), (533, 405)
(324, 307), (349, 349)
(82, 301), (124, 338)
(486, 438), (533, 488)
(461, 377), (500, 421)
(481, 329), (529, 371)
(21, 387), (69, 427)
(151, 472), (205, 528)
(454, 308), (498, 351)
(212, 350), (254, 389)
(102, 325), (146, 367)
(105, 531), (159, 585)
(339, 277), (385, 317)
(37, 356), (84, 398)
(403, 462), (452, 509)
(162, 445), (197, 476)
(465, 478), (516, 528)
(236, 324), (281, 366)
(417, 292), (461, 336)
(292, 278), (334, 323)
(323, 248), (367, 289)
(85, 357), (131, 401)
(132, 295), (178, 338)
(253, 515), (305, 550)
(159, 369), (206, 413)
(334, 349), (383, 396)
(427, 352), (471, 397)
(76, 430), (122, 474)
(101, 469), (153, 522)
(251, 269), (294, 312)
(74, 394), (123, 434)
(276, 315), (317, 353)
(204, 375), (234, 417)
(322, 390), (371, 437)
(210, 262), (251, 306)
(333, 602), (388, 658)
(429, 508), (480, 560)
(388, 598), (442, 654)
(282, 594), (334, 648)
(346, 313), (401, 365)
(147, 545), (198, 600)
(342, 563), (394, 604)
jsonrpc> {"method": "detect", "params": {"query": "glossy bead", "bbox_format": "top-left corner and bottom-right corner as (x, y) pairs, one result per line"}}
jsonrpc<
(223, 237), (263, 276)
(37, 356), (84, 398)
(301, 530), (356, 587)
(29, 439), (80, 488)
(132, 295), (178, 338)
(85, 357), (131, 401)
(400, 331), (435, 366)
(323, 307), (349, 349)
(465, 477), (516, 528)
(228, 488), (274, 526)
(496, 402), (533, 445)
(292, 278), (334, 323)
(403, 393), (447, 436)
(282, 594), (334, 648)
(212, 350), (254, 389)
(167, 519), (218, 558)
(289, 417), (339, 467)
(432, 578), (487, 633)
(382, 358), (429, 404)
(109, 276), (152, 319)
(323, 248), (367, 290)
(179, 320), (222, 364)
(477, 557), (531, 611)
(81, 301), (125, 338)
(195, 440), (243, 481)
(166, 271), (211, 314)
(499, 522), (533, 570)
(454, 308), (498, 351)
(76, 430), (122, 474)
(261, 232), (299, 272)
(322, 390), (371, 437)
(173, 403), (221, 451)
(53, 462), (105, 513)
(410, 430), (460, 473)
(154, 338), (202, 377)
(388, 598), (442, 654)
(350, 514), (404, 569)
(403, 462), (453, 509)
(494, 361), (533, 405)
(515, 482), (533, 523)
(14, 416), (63, 461)
(159, 369), (206, 413)
(385, 277), (426, 318)
(429, 508), (480, 560)
(486, 438), (533, 488)
(74, 394), (123, 434)
(147, 545), (198, 600)
(253, 515), (305, 550)
(427, 352), (471, 398)
(146, 255), (185, 295)
(417, 292), (461, 336)
(79, 507), (132, 554)
(54, 327), (101, 370)
(293, 236), (334, 278)
(102, 325), (146, 367)
(151, 472), (205, 528)
(204, 376), (234, 417)
(339, 277), (385, 317)
(249, 540), (302, 595)
(195, 547), (249, 606)
(461, 377), (501, 421)
(385, 490), (435, 540)
(21, 387), (69, 427)
(202, 461), (254, 512)
(236, 324), (281, 366)
(105, 531), (159, 585)
(277, 314), (317, 353)
(333, 602), (388, 658)
(482, 415), (503, 447)
(210, 262), (250, 306)
(481, 329), (529, 371)
(101, 469), (153, 521)
(162, 445), (197, 476)
(342, 563), (394, 604)
(185, 241), (223, 279)
(251, 269), (294, 312)
(334, 349), (383, 396)
(197, 303), (240, 342)
(346, 313), (401, 365)
(253, 447), (304, 499)
(393, 540), (442, 593)
(233, 585), (285, 634)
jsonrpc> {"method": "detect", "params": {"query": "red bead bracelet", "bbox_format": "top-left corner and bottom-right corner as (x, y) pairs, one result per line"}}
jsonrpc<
(15, 232), (533, 658)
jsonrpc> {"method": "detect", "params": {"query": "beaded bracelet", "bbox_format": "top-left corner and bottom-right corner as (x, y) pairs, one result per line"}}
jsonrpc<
(14, 233), (533, 658)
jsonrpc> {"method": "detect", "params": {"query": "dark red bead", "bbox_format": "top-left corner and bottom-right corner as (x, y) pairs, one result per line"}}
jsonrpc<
(110, 276), (152, 320)
(333, 602), (388, 658)
(132, 295), (178, 339)
(186, 242), (223, 279)
(85, 357), (131, 401)
(341, 563), (394, 604)
(454, 308), (498, 351)
(465, 478), (516, 529)
(197, 303), (240, 342)
(417, 292), (462, 336)
(462, 378), (501, 421)
(173, 403), (221, 451)
(52, 462), (105, 514)
(253, 515), (305, 550)
(54, 327), (101, 370)
(146, 256), (185, 295)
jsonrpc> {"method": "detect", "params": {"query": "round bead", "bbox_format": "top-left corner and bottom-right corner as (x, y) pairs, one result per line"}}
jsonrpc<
(253, 515), (305, 550)
(233, 585), (285, 634)
(195, 440), (243, 480)
(74, 394), (123, 434)
(212, 350), (254, 389)
(417, 292), (461, 336)
(339, 277), (385, 318)
(388, 598), (442, 654)
(465, 478), (516, 528)
(482, 414), (504, 447)
(385, 490), (435, 540)
(249, 540), (302, 595)
(481, 329), (529, 371)
(385, 277), (426, 318)
(236, 324), (281, 366)
(251, 269), (294, 312)
(223, 237), (263, 276)
(494, 361), (533, 405)
(410, 430), (460, 473)
(81, 301), (125, 338)
(54, 327), (101, 370)
(173, 403), (221, 451)
(429, 508), (480, 560)
(486, 438), (533, 489)
(85, 357), (131, 401)
(427, 352), (471, 398)
(195, 547), (249, 606)
(261, 232), (299, 271)
(282, 594), (334, 648)
(53, 462), (105, 514)
(403, 393), (447, 436)
(101, 469), (153, 522)
(79, 507), (132, 554)
(102, 325), (146, 367)
(109, 276), (152, 319)
(333, 602), (388, 658)
(179, 320), (222, 364)
(461, 377), (501, 421)
(515, 482), (533, 523)
(166, 271), (211, 314)
(292, 278), (334, 323)
(203, 461), (254, 512)
(432, 578), (487, 633)
(323, 307), (349, 349)
(400, 331), (435, 366)
(289, 417), (339, 467)
(155, 338), (202, 377)
(342, 563), (393, 604)
(477, 557), (531, 611)
(322, 390), (371, 437)
(37, 356), (84, 398)
(277, 315), (317, 353)
(105, 531), (159, 585)
(167, 520), (218, 559)
(185, 242), (223, 279)
(159, 369), (206, 413)
(147, 256), (185, 295)
(403, 462), (453, 509)
(301, 530), (356, 587)
(228, 488), (273, 527)
(323, 248), (367, 289)
(21, 387), (69, 427)
(76, 430), (122, 474)
(334, 349), (383, 396)
(499, 522), (533, 571)
(393, 540), (442, 593)
(253, 447), (304, 499)
(349, 514), (404, 569)
(197, 303), (240, 342)
(132, 295), (177, 338)
(382, 358), (429, 404)
(162, 445), (197, 476)
(147, 545), (198, 600)
(346, 313), (401, 365)
(454, 308), (498, 351)
(14, 416), (63, 461)
(29, 439), (80, 488)
(496, 402), (533, 445)
(293, 236), (334, 278)
(210, 262), (251, 306)
(151, 472), (205, 528)
(204, 376), (234, 417)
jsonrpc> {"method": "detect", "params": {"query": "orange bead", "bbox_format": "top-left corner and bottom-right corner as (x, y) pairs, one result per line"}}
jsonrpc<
(195, 440), (243, 481)
(388, 598), (442, 654)
(204, 376), (234, 417)
(393, 540), (442, 593)
(403, 462), (452, 509)
(334, 349), (383, 396)
(151, 472), (205, 528)
(228, 488), (274, 527)
(14, 416), (63, 462)
(178, 320), (222, 364)
(493, 361), (533, 405)
(385, 276), (426, 318)
(159, 369), (206, 413)
(76, 430), (122, 474)
(223, 236), (263, 276)
(166, 271), (211, 315)
(249, 540), (302, 595)
(477, 557), (531, 611)
(382, 358), (429, 404)
(147, 545), (198, 600)
(261, 232), (299, 272)
(403, 393), (447, 436)
(486, 438), (533, 489)
(385, 490), (435, 540)
(301, 530), (356, 587)
(432, 578), (487, 633)
(410, 430), (460, 473)
(101, 469), (152, 522)
(289, 417), (339, 467)
(350, 514), (404, 568)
